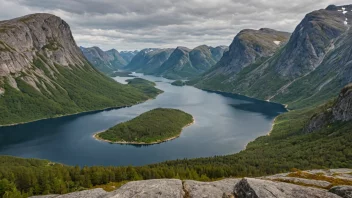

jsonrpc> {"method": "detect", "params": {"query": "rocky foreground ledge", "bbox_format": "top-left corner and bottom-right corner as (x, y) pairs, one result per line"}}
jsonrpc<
(30, 169), (352, 198)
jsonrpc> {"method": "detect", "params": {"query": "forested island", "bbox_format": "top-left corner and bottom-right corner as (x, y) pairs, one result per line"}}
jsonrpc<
(171, 80), (186, 86)
(94, 108), (194, 144)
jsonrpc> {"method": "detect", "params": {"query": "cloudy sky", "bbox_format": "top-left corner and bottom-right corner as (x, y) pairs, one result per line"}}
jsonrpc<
(0, 0), (350, 51)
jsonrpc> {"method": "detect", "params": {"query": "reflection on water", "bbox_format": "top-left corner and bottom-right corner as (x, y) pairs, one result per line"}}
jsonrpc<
(0, 74), (286, 166)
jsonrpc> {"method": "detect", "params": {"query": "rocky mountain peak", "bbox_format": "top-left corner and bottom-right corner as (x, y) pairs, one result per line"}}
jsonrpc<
(0, 13), (85, 78)
(175, 46), (191, 53)
(273, 6), (349, 78)
(204, 28), (290, 75)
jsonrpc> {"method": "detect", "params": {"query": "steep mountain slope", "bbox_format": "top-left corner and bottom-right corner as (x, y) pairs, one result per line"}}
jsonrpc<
(119, 50), (138, 63)
(192, 4), (352, 109)
(105, 49), (127, 68)
(156, 45), (229, 79)
(124, 48), (174, 74)
(271, 4), (352, 108)
(0, 13), (161, 125)
(80, 47), (127, 74)
(189, 28), (290, 90)
(210, 45), (229, 61)
(127, 45), (228, 79)
(155, 46), (193, 79)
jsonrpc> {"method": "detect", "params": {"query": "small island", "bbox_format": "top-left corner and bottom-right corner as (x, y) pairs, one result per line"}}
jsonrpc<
(126, 78), (163, 98)
(171, 80), (186, 86)
(94, 108), (194, 144)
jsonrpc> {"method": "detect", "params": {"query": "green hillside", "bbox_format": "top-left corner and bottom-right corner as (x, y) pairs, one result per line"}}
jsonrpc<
(0, 88), (351, 197)
(0, 59), (162, 125)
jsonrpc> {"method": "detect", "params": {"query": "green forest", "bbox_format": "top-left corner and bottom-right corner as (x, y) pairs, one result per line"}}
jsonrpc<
(97, 108), (193, 143)
(0, 96), (351, 197)
(0, 58), (162, 125)
(171, 80), (186, 86)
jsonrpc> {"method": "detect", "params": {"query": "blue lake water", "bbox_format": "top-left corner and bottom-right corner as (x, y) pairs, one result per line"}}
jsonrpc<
(0, 74), (286, 166)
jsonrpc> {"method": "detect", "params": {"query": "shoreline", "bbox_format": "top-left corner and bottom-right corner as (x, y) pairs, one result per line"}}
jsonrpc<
(0, 105), (130, 127)
(267, 117), (278, 136)
(93, 118), (195, 145)
(0, 96), (159, 127)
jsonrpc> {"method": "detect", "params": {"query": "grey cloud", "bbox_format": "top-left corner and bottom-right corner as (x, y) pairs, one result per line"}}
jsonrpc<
(1, 0), (352, 50)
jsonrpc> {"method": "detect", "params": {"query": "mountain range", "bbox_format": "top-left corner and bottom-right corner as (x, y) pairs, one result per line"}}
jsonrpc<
(80, 46), (138, 74)
(190, 4), (352, 109)
(0, 14), (160, 125)
(124, 45), (228, 79)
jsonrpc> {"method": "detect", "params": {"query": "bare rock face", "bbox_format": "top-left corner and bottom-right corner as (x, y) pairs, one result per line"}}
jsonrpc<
(305, 83), (352, 133)
(0, 13), (85, 77)
(205, 28), (290, 76)
(105, 179), (184, 198)
(329, 186), (352, 198)
(29, 169), (352, 198)
(234, 178), (340, 198)
(262, 176), (332, 188)
(332, 84), (352, 122)
(29, 188), (108, 198)
(183, 179), (240, 198)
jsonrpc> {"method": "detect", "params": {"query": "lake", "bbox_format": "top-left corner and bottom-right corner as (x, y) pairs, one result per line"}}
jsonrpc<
(0, 74), (286, 166)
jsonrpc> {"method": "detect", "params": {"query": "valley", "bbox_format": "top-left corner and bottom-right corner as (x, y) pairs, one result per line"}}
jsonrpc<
(0, 2), (351, 198)
(0, 74), (286, 166)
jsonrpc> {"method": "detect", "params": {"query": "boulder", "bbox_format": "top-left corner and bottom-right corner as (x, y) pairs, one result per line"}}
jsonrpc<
(234, 178), (341, 198)
(329, 185), (352, 198)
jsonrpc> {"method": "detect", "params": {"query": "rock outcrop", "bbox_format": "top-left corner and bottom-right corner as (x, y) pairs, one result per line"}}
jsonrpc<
(30, 169), (352, 198)
(305, 83), (352, 133)
(329, 186), (352, 198)
(234, 178), (340, 198)
(332, 84), (352, 122)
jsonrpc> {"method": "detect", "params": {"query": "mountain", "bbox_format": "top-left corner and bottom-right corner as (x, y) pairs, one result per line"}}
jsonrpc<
(119, 50), (139, 63)
(126, 45), (228, 79)
(191, 4), (352, 109)
(0, 13), (161, 125)
(106, 49), (128, 68)
(80, 47), (128, 74)
(189, 28), (290, 88)
(124, 48), (174, 74)
(155, 46), (193, 79)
